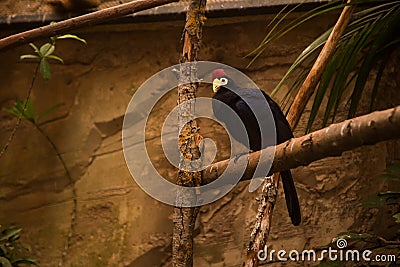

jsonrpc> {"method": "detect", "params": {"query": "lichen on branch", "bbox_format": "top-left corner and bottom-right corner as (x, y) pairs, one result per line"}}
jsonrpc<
(173, 0), (207, 266)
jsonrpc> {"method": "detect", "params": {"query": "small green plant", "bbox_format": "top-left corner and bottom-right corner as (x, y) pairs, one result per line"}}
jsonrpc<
(5, 99), (64, 125)
(362, 161), (400, 223)
(1, 29), (86, 159)
(4, 99), (68, 175)
(0, 225), (38, 266)
(4, 98), (75, 267)
(20, 31), (86, 80)
(315, 163), (400, 266)
(1, 27), (86, 267)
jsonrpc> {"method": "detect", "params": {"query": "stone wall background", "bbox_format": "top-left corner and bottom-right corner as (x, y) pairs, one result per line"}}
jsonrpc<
(0, 14), (399, 267)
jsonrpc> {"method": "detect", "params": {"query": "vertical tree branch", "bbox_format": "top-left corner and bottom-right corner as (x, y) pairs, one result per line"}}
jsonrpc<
(287, 2), (355, 129)
(245, 2), (355, 266)
(172, 0), (206, 266)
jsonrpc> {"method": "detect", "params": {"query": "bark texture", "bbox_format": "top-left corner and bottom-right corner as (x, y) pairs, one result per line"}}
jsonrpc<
(203, 105), (400, 184)
(172, 0), (206, 266)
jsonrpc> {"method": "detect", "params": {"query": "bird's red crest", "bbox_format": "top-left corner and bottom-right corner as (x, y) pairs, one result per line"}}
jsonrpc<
(212, 69), (227, 80)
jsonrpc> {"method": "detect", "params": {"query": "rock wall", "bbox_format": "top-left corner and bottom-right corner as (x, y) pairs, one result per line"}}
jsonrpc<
(0, 14), (399, 267)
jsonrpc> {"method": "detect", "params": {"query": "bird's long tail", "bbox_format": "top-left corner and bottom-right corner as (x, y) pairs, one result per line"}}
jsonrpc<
(280, 170), (301, 226)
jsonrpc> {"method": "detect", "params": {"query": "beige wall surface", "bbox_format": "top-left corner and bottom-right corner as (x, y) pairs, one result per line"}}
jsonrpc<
(0, 14), (399, 267)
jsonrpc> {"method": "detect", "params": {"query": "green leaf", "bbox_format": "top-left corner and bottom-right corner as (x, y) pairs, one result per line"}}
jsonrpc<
(381, 162), (400, 180)
(325, 23), (371, 126)
(40, 59), (51, 80)
(55, 34), (87, 44)
(362, 193), (385, 208)
(46, 55), (64, 64)
(37, 103), (64, 122)
(4, 107), (20, 118)
(370, 51), (390, 111)
(306, 47), (346, 132)
(4, 99), (36, 123)
(39, 43), (55, 57)
(248, 0), (345, 67)
(20, 55), (39, 61)
(29, 43), (39, 54)
(9, 234), (20, 242)
(376, 191), (400, 205)
(253, 1), (400, 131)
(12, 258), (39, 266)
(362, 191), (400, 207)
(280, 54), (318, 111)
(23, 99), (35, 123)
(275, 29), (329, 100)
(0, 226), (22, 241)
(393, 213), (400, 223)
(0, 256), (12, 267)
(348, 24), (384, 117)
(246, 3), (302, 62)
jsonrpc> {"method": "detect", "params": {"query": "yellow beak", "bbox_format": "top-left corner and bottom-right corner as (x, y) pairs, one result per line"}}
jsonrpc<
(213, 78), (228, 93)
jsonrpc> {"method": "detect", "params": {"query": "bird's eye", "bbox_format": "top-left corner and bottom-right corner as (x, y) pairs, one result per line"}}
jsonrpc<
(220, 78), (228, 85)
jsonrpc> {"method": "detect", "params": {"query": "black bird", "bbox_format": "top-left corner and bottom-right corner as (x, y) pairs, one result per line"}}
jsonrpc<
(211, 69), (301, 226)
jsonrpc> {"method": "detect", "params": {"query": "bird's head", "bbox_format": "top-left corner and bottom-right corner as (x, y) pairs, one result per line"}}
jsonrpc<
(212, 69), (229, 93)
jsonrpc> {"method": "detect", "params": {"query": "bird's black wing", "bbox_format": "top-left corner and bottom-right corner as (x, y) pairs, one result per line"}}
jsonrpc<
(260, 91), (294, 141)
(234, 89), (292, 148)
(259, 91), (301, 225)
(233, 97), (262, 151)
(251, 90), (301, 225)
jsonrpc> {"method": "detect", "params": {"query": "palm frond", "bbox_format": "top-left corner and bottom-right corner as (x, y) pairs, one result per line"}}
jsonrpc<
(250, 0), (400, 132)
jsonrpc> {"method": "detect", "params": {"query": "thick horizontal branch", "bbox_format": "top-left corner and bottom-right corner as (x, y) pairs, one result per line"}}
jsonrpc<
(202, 105), (400, 184)
(0, 0), (178, 50)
